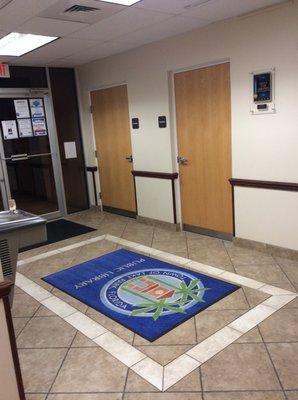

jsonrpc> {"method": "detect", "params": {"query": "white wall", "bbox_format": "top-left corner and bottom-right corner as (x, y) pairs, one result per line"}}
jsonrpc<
(77, 1), (298, 250)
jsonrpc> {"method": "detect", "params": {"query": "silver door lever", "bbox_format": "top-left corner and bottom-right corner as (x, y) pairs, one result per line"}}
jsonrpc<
(177, 156), (188, 165)
(125, 155), (133, 163)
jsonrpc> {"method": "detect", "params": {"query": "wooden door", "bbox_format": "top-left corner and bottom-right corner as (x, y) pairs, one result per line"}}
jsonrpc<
(174, 63), (233, 235)
(91, 85), (135, 214)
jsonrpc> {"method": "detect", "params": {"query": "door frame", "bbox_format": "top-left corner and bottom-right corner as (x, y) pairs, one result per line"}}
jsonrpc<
(0, 87), (67, 220)
(88, 81), (135, 213)
(168, 57), (233, 238)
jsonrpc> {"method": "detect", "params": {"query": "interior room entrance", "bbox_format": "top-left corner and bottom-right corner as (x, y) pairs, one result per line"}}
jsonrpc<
(174, 62), (233, 239)
(0, 91), (65, 219)
(90, 84), (136, 218)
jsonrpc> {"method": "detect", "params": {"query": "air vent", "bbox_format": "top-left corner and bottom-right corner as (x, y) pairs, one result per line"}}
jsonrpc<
(0, 239), (12, 278)
(64, 5), (100, 13)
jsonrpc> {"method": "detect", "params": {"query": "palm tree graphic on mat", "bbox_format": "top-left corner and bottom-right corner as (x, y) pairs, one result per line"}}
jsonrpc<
(123, 277), (211, 321)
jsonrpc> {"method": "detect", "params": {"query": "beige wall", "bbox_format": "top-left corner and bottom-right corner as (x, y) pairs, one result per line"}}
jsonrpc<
(77, 1), (298, 250)
(0, 299), (20, 400)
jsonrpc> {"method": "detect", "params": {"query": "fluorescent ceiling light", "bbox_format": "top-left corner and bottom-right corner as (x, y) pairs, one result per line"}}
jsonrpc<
(0, 32), (58, 56)
(100, 0), (140, 5)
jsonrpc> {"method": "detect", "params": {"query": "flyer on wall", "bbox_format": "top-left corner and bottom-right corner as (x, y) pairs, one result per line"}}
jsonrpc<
(29, 98), (45, 118)
(32, 117), (47, 136)
(18, 118), (33, 137)
(1, 120), (18, 140)
(14, 99), (30, 118)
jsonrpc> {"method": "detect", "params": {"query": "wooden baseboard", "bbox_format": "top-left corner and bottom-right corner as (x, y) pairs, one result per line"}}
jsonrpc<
(103, 206), (136, 219)
(183, 224), (233, 241)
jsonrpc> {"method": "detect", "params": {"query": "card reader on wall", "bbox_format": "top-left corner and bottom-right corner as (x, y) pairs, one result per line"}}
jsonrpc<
(250, 68), (276, 115)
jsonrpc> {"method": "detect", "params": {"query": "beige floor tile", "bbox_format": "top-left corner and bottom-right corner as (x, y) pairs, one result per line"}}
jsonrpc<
(259, 308), (298, 342)
(125, 370), (159, 392)
(12, 292), (40, 317)
(187, 326), (242, 363)
(163, 354), (200, 391)
(285, 392), (298, 400)
(188, 247), (233, 270)
(51, 348), (127, 393)
(19, 348), (67, 393)
(235, 327), (263, 343)
(47, 395), (122, 400)
(267, 343), (298, 390)
(208, 288), (249, 310)
(204, 392), (285, 399)
(225, 242), (275, 266)
(135, 345), (192, 365)
(13, 317), (30, 337)
(201, 343), (281, 391)
(85, 311), (134, 343)
(243, 287), (270, 308)
(17, 316), (76, 348)
(131, 357), (163, 390)
(195, 309), (245, 343)
(122, 221), (154, 246)
(235, 264), (289, 283)
(71, 331), (97, 347)
(70, 240), (117, 264)
(166, 369), (201, 392)
(133, 318), (197, 346)
(94, 331), (146, 367)
(274, 257), (298, 282)
(26, 395), (47, 400)
(124, 394), (202, 400)
(50, 288), (89, 313)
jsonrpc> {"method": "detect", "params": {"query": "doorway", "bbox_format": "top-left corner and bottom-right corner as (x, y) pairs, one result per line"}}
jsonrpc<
(90, 84), (136, 217)
(174, 62), (233, 239)
(0, 92), (65, 219)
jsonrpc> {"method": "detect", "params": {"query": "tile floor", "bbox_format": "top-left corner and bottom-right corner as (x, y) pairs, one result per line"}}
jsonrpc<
(12, 210), (298, 399)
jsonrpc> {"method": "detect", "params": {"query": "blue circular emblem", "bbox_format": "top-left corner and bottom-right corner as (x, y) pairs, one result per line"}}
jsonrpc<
(100, 268), (208, 320)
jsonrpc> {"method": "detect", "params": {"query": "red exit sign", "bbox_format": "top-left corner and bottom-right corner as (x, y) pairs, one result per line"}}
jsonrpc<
(0, 63), (10, 78)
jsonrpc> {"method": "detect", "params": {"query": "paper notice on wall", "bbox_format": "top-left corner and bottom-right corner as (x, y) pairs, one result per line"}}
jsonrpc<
(1, 120), (18, 140)
(64, 141), (77, 159)
(18, 118), (33, 138)
(14, 99), (30, 118)
(29, 98), (45, 118)
(32, 117), (47, 136)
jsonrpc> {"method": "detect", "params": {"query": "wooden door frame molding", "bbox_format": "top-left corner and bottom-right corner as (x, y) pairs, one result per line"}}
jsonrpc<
(169, 59), (233, 237)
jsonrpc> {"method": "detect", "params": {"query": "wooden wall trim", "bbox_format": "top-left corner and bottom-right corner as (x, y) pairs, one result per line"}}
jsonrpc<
(229, 178), (298, 192)
(132, 171), (178, 180)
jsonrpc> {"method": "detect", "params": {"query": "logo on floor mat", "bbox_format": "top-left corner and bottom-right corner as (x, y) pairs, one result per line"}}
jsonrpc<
(100, 268), (210, 320)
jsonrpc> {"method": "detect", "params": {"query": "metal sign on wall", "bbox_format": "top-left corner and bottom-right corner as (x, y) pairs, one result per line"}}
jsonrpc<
(0, 64), (10, 78)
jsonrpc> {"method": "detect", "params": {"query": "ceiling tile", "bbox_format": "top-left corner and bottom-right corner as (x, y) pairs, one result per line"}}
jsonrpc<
(182, 0), (284, 21)
(0, 0), (58, 30)
(16, 37), (97, 60)
(18, 16), (88, 36)
(39, 0), (125, 24)
(69, 7), (173, 41)
(135, 0), (212, 15)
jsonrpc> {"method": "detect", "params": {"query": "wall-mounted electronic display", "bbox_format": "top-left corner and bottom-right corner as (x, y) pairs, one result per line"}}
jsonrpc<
(250, 68), (275, 115)
(132, 117), (139, 129)
(158, 116), (167, 128)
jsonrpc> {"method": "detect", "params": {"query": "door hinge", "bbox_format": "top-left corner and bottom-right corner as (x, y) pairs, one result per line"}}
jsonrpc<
(90, 105), (93, 113)
(98, 192), (102, 199)
(95, 150), (98, 158)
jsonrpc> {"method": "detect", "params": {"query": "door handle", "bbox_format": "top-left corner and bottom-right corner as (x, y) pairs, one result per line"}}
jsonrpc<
(177, 156), (188, 165)
(125, 155), (133, 163)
